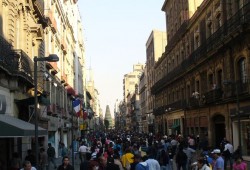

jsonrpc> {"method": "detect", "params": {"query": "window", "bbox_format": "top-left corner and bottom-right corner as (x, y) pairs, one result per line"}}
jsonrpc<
(195, 35), (200, 49)
(208, 74), (214, 89)
(238, 58), (247, 83)
(196, 80), (200, 92)
(215, 13), (221, 30)
(187, 84), (191, 97)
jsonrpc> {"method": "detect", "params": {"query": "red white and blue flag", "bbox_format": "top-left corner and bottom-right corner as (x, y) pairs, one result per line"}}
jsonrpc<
(73, 99), (81, 115)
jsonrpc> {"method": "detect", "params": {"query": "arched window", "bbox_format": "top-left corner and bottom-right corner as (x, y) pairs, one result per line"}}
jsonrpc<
(238, 57), (247, 83)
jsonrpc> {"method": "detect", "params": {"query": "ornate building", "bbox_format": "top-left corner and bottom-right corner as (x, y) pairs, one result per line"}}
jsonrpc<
(146, 30), (167, 134)
(0, 0), (86, 166)
(152, 0), (250, 157)
(123, 63), (144, 130)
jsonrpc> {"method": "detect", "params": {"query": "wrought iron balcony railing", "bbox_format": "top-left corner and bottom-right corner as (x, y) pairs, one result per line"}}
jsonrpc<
(151, 2), (250, 94)
(203, 88), (223, 104)
(14, 49), (33, 84)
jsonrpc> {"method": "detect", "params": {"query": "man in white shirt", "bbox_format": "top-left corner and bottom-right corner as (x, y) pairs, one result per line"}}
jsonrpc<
(145, 150), (160, 170)
(79, 141), (88, 163)
(20, 161), (37, 170)
(223, 141), (233, 170)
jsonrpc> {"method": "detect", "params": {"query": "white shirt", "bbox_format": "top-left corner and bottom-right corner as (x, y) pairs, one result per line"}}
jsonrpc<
(145, 159), (160, 170)
(79, 145), (88, 153)
(20, 167), (36, 170)
(224, 143), (234, 153)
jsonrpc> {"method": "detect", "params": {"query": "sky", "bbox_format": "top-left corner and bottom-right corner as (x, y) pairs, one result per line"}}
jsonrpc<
(77, 1), (166, 117)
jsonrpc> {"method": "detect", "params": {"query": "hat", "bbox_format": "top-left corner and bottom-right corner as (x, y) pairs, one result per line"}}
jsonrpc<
(211, 149), (221, 154)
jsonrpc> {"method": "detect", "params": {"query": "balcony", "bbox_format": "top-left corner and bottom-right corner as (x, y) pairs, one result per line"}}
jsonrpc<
(203, 88), (223, 104)
(153, 105), (165, 116)
(47, 104), (56, 115)
(32, 0), (47, 27)
(151, 3), (250, 95)
(61, 39), (67, 54)
(14, 49), (33, 84)
(46, 60), (58, 75)
(0, 35), (17, 74)
(61, 72), (68, 85)
(165, 21), (189, 55)
(47, 10), (58, 33)
(166, 100), (187, 110)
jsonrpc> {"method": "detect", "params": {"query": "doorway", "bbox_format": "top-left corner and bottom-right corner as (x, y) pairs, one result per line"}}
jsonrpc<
(213, 115), (225, 148)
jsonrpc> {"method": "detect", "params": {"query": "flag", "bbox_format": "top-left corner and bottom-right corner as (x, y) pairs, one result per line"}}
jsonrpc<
(72, 99), (81, 114)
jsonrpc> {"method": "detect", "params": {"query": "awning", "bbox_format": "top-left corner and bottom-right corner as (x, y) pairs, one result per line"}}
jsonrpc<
(172, 124), (180, 129)
(66, 85), (76, 96)
(0, 115), (47, 137)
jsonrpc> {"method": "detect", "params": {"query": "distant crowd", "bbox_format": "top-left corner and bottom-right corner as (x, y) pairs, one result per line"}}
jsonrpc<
(8, 131), (247, 170)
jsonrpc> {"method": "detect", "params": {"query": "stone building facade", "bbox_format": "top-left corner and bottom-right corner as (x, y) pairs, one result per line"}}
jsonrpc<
(152, 0), (250, 158)
(0, 0), (86, 166)
(146, 30), (166, 134)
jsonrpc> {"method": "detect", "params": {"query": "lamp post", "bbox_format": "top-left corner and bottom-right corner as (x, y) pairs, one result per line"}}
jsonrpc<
(34, 54), (59, 168)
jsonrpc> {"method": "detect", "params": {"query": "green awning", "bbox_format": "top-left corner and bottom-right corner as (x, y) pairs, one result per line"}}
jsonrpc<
(172, 124), (180, 129)
(0, 115), (47, 137)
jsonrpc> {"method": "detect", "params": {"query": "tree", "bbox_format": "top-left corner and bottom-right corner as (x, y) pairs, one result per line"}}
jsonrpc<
(104, 119), (109, 130)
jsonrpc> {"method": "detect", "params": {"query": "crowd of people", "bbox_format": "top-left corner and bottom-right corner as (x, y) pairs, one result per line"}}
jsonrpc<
(7, 130), (248, 170)
(73, 130), (248, 170)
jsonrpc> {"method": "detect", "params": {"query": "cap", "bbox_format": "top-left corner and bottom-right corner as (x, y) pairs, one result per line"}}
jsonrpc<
(211, 149), (221, 154)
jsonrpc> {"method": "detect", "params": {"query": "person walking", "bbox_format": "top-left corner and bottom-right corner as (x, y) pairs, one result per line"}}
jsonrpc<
(9, 152), (22, 170)
(57, 156), (74, 170)
(106, 156), (120, 170)
(232, 156), (247, 170)
(211, 149), (224, 170)
(183, 143), (196, 170)
(25, 150), (36, 167)
(223, 141), (233, 170)
(78, 141), (88, 163)
(175, 146), (188, 170)
(145, 149), (160, 170)
(47, 143), (57, 169)
(20, 160), (37, 170)
(135, 155), (149, 170)
(39, 148), (48, 170)
(121, 148), (134, 170)
(196, 156), (211, 170)
(61, 143), (68, 158)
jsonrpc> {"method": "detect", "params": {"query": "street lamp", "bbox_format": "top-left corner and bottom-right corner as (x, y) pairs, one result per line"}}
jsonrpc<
(224, 80), (241, 156)
(34, 54), (59, 168)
